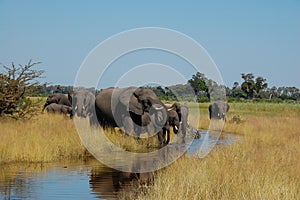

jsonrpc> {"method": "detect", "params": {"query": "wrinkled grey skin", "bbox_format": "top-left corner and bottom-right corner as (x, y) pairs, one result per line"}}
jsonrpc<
(72, 89), (96, 125)
(44, 103), (73, 118)
(43, 93), (72, 111)
(94, 87), (167, 138)
(209, 101), (230, 120)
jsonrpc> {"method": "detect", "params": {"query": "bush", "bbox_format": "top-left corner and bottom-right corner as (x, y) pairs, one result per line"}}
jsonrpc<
(197, 96), (210, 103)
(0, 61), (44, 119)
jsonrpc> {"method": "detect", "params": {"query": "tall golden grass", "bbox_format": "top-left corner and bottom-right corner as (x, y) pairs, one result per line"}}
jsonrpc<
(0, 114), (86, 164)
(1, 102), (299, 199)
(120, 102), (300, 199)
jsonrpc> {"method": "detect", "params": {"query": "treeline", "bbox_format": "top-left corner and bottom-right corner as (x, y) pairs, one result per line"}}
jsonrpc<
(2, 61), (298, 119)
(37, 72), (300, 103)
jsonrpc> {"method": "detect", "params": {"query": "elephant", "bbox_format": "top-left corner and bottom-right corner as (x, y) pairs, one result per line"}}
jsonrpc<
(94, 87), (168, 139)
(44, 103), (73, 118)
(72, 89), (96, 124)
(43, 93), (72, 111)
(160, 103), (189, 144)
(209, 101), (230, 120)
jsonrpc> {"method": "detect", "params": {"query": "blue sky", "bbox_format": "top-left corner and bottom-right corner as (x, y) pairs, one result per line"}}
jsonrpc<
(1, 0), (299, 88)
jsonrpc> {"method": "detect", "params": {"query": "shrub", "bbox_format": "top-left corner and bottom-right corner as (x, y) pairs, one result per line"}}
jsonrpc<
(0, 61), (44, 119)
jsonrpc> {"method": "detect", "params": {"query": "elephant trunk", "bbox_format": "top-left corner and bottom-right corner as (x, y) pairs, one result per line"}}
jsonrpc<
(75, 104), (87, 118)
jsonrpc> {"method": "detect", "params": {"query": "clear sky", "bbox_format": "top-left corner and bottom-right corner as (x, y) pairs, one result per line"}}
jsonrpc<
(1, 0), (299, 88)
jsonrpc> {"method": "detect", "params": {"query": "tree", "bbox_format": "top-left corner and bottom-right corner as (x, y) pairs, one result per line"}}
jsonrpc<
(241, 73), (256, 99)
(188, 72), (209, 99)
(240, 73), (269, 99)
(255, 76), (268, 97)
(0, 61), (44, 119)
(229, 81), (246, 99)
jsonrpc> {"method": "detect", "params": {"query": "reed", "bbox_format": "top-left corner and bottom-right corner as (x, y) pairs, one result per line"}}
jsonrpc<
(120, 102), (300, 200)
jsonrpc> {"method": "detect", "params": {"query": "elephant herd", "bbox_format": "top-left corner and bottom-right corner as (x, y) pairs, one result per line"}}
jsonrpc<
(42, 93), (73, 117)
(42, 86), (229, 145)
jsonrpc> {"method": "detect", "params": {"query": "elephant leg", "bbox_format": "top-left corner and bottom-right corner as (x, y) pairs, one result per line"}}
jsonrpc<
(157, 130), (164, 146)
(134, 123), (141, 139)
(145, 122), (155, 137)
(157, 127), (170, 146)
(89, 113), (98, 126)
(122, 116), (136, 137)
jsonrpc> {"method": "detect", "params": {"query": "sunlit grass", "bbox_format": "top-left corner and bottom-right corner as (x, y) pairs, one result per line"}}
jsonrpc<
(0, 114), (86, 164)
(120, 102), (300, 200)
(1, 102), (299, 199)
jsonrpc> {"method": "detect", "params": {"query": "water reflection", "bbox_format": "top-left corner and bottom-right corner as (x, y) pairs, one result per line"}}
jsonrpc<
(90, 165), (154, 199)
(0, 160), (155, 200)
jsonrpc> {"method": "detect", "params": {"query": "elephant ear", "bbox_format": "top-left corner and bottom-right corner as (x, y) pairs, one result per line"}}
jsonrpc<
(119, 87), (143, 115)
(226, 103), (230, 112)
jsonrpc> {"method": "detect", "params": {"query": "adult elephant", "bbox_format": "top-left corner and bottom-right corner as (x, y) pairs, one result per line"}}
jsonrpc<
(209, 101), (230, 120)
(43, 93), (72, 111)
(95, 87), (167, 138)
(44, 103), (73, 118)
(72, 89), (96, 125)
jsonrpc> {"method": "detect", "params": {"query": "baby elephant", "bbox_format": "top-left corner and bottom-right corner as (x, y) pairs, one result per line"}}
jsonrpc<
(44, 103), (73, 118)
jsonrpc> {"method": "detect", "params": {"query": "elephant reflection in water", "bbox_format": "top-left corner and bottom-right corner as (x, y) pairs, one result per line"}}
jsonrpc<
(89, 168), (154, 199)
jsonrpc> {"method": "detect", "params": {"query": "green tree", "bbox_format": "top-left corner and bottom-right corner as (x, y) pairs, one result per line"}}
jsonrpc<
(240, 73), (269, 99)
(188, 72), (209, 99)
(255, 76), (268, 97)
(241, 73), (256, 99)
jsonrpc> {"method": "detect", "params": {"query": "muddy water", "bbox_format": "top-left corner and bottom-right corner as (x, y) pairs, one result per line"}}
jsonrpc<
(0, 131), (239, 200)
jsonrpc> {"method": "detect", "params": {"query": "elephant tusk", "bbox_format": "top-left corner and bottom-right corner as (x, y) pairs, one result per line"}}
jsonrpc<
(75, 106), (78, 111)
(167, 107), (175, 111)
(153, 104), (164, 111)
(174, 126), (178, 131)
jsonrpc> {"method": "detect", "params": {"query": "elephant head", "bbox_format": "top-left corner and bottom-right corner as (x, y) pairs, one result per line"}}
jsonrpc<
(166, 103), (181, 134)
(73, 89), (95, 118)
(119, 87), (167, 128)
(209, 101), (230, 120)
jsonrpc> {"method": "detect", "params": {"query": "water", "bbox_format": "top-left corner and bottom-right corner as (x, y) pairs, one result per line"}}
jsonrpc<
(0, 161), (134, 200)
(0, 131), (239, 200)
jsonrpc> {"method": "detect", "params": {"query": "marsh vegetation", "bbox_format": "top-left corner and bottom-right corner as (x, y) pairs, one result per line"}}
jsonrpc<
(0, 102), (299, 199)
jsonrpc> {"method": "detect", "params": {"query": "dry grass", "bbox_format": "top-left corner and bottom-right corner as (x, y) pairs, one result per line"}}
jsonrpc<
(0, 114), (86, 164)
(120, 102), (300, 200)
(1, 102), (299, 199)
